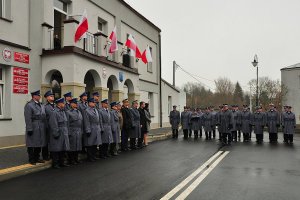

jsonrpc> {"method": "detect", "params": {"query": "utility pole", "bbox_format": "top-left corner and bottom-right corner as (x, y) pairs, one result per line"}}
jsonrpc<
(173, 61), (176, 87)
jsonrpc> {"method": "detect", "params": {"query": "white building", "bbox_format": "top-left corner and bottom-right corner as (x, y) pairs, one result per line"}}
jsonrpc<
(281, 63), (300, 124)
(0, 0), (185, 147)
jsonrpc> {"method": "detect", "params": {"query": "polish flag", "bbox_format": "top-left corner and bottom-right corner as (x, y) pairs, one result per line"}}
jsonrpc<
(125, 34), (142, 58)
(74, 9), (89, 43)
(109, 26), (118, 54)
(141, 45), (153, 64)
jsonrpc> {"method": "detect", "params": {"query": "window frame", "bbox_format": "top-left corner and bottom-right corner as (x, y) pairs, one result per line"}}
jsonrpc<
(0, 0), (5, 18)
(0, 66), (5, 118)
(53, 0), (68, 16)
(147, 46), (153, 73)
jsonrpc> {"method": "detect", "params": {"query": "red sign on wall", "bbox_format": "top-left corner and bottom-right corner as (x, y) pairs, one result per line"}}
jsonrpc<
(13, 85), (28, 94)
(13, 67), (29, 94)
(14, 52), (30, 64)
(13, 76), (28, 85)
(13, 67), (29, 77)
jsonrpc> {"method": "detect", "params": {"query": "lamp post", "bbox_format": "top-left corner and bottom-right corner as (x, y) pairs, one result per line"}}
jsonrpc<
(252, 55), (259, 106)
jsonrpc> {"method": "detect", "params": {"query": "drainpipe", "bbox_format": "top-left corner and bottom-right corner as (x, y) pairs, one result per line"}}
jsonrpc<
(159, 33), (162, 128)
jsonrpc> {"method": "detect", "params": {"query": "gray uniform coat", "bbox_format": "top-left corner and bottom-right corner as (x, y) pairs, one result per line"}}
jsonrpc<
(241, 110), (252, 133)
(190, 112), (201, 130)
(211, 111), (217, 128)
(45, 102), (55, 139)
(181, 111), (191, 130)
(170, 110), (180, 129)
(99, 108), (113, 144)
(66, 109), (83, 151)
(202, 112), (213, 132)
(252, 112), (266, 134)
(83, 107), (102, 146)
(282, 112), (296, 135)
(110, 110), (120, 143)
(130, 108), (141, 138)
(219, 110), (234, 134)
(78, 101), (88, 113)
(266, 110), (280, 133)
(231, 110), (241, 131)
(24, 100), (47, 147)
(48, 107), (70, 152)
(65, 102), (71, 111)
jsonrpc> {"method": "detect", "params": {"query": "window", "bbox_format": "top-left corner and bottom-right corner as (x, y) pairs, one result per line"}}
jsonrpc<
(168, 96), (172, 115)
(0, 0), (11, 19)
(0, 0), (3, 18)
(0, 67), (4, 117)
(53, 0), (67, 14)
(147, 46), (153, 73)
(97, 17), (107, 34)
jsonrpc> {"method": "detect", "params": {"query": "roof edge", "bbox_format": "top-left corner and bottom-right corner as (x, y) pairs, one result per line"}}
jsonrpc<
(161, 78), (180, 93)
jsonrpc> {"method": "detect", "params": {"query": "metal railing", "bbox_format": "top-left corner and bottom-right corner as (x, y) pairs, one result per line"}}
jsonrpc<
(47, 27), (64, 50)
(83, 32), (98, 55)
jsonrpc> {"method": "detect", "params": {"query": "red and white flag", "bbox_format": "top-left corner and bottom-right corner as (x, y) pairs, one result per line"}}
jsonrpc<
(141, 45), (153, 64)
(74, 9), (89, 43)
(109, 26), (118, 54)
(125, 34), (142, 58)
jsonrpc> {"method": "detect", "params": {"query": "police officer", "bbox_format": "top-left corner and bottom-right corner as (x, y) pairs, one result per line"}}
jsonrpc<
(43, 90), (55, 161)
(282, 106), (296, 144)
(231, 105), (241, 142)
(116, 102), (123, 153)
(63, 92), (72, 111)
(66, 98), (83, 165)
(48, 98), (70, 169)
(121, 99), (133, 151)
(110, 102), (120, 156)
(266, 103), (280, 143)
(216, 105), (223, 140)
(78, 92), (88, 113)
(188, 107), (193, 137)
(241, 105), (252, 142)
(170, 105), (181, 139)
(252, 106), (266, 144)
(99, 99), (113, 158)
(181, 106), (191, 139)
(93, 92), (101, 110)
(24, 90), (47, 165)
(210, 106), (217, 139)
(219, 104), (233, 145)
(190, 108), (201, 139)
(203, 107), (213, 140)
(197, 108), (204, 138)
(138, 101), (147, 147)
(129, 100), (141, 149)
(83, 98), (102, 162)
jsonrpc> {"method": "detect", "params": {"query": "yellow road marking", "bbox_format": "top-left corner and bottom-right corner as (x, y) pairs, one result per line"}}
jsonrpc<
(0, 162), (50, 176)
(0, 144), (25, 150)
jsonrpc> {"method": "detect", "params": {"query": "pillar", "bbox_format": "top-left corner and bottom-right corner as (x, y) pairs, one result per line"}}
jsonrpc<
(94, 87), (109, 100)
(41, 84), (52, 102)
(128, 93), (140, 103)
(111, 90), (124, 102)
(61, 82), (86, 98)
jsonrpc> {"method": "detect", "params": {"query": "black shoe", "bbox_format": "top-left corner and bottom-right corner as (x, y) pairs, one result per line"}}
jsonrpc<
(60, 163), (70, 167)
(36, 159), (45, 163)
(29, 162), (36, 165)
(52, 165), (60, 169)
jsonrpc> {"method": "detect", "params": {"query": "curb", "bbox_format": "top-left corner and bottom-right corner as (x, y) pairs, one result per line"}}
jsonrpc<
(0, 130), (173, 182)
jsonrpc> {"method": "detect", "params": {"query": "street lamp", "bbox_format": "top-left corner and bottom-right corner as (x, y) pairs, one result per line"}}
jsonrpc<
(252, 55), (259, 106)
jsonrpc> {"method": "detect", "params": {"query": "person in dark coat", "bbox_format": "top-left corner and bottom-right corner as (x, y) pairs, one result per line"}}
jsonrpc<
(110, 102), (120, 156)
(202, 107), (213, 140)
(252, 106), (266, 144)
(190, 109), (201, 139)
(121, 99), (133, 151)
(266, 103), (281, 143)
(48, 98), (70, 169)
(144, 103), (151, 145)
(219, 104), (233, 145)
(99, 99), (113, 158)
(231, 105), (241, 142)
(240, 105), (252, 142)
(66, 98), (83, 165)
(24, 90), (47, 165)
(282, 106), (296, 144)
(188, 107), (193, 137)
(130, 100), (141, 149)
(138, 101), (147, 147)
(181, 106), (191, 139)
(78, 92), (88, 113)
(63, 92), (72, 111)
(43, 90), (55, 161)
(170, 105), (180, 139)
(83, 98), (103, 162)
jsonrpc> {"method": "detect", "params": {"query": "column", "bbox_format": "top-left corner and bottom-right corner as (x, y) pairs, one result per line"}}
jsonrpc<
(41, 84), (52, 101)
(61, 82), (86, 98)
(94, 87), (109, 100)
(111, 90), (124, 102)
(128, 93), (140, 103)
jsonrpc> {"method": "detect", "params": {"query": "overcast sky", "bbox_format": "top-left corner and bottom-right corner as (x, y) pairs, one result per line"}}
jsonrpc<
(125, 0), (300, 92)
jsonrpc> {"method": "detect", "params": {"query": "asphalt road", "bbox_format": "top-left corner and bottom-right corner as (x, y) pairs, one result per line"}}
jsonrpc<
(0, 132), (299, 200)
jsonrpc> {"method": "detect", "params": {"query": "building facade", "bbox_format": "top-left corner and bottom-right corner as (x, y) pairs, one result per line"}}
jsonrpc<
(281, 64), (300, 124)
(0, 0), (185, 147)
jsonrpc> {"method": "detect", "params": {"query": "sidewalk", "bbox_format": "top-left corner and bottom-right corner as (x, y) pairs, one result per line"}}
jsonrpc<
(0, 127), (173, 182)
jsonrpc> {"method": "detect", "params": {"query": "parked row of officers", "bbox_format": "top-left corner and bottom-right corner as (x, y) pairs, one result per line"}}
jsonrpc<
(169, 103), (296, 145)
(24, 90), (151, 169)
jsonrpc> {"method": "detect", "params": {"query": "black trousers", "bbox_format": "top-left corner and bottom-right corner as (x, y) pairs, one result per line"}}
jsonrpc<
(99, 143), (109, 157)
(243, 133), (250, 141)
(86, 145), (97, 161)
(42, 146), (49, 160)
(232, 131), (237, 141)
(189, 129), (192, 137)
(205, 131), (212, 140)
(68, 151), (79, 163)
(194, 130), (198, 139)
(183, 129), (188, 139)
(222, 132), (232, 144)
(269, 133), (278, 142)
(121, 129), (129, 150)
(219, 132), (222, 140)
(256, 134), (264, 143)
(110, 143), (117, 155)
(212, 129), (216, 138)
(51, 151), (65, 167)
(238, 130), (241, 138)
(137, 136), (144, 147)
(172, 129), (179, 138)
(284, 134), (293, 143)
(27, 147), (42, 163)
(130, 138), (137, 149)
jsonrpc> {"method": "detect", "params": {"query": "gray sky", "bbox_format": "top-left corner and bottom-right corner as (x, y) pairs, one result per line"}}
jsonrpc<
(125, 0), (300, 92)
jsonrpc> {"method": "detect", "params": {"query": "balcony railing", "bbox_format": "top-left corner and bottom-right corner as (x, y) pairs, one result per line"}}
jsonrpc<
(83, 32), (98, 55)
